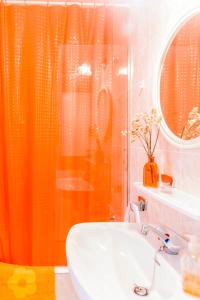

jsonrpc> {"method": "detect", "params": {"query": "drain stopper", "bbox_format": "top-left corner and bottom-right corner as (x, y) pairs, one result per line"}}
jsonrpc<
(132, 285), (149, 296)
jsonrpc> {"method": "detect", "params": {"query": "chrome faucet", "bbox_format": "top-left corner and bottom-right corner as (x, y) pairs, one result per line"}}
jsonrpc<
(141, 224), (181, 255)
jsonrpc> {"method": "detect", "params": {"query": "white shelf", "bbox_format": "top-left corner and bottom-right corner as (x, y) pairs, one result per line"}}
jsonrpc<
(134, 182), (200, 220)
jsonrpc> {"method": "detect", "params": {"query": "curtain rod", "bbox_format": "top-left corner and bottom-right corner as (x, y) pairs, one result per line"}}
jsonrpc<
(2, 0), (129, 7)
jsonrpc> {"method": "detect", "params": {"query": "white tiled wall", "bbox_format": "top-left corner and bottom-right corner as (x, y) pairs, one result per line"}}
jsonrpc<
(130, 0), (200, 234)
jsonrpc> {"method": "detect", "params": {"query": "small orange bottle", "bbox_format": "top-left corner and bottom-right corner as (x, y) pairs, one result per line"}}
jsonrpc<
(181, 236), (200, 298)
(143, 155), (159, 188)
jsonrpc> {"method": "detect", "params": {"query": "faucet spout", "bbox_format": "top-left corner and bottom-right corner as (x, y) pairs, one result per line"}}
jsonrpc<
(141, 224), (181, 255)
(141, 224), (168, 241)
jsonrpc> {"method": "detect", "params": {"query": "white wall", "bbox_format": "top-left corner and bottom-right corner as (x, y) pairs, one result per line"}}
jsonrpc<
(129, 0), (200, 234)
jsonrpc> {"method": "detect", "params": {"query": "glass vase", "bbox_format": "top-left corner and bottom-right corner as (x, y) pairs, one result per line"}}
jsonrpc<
(143, 155), (159, 188)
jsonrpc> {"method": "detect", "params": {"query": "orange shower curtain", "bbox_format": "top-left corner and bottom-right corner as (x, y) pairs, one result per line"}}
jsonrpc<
(0, 1), (128, 266)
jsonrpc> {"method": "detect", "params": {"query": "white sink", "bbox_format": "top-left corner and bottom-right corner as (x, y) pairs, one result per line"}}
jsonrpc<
(66, 222), (192, 300)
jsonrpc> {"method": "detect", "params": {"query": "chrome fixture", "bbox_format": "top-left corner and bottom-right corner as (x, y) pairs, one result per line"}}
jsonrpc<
(132, 285), (148, 296)
(141, 224), (181, 255)
(124, 196), (147, 224)
(137, 195), (148, 211)
(132, 246), (163, 297)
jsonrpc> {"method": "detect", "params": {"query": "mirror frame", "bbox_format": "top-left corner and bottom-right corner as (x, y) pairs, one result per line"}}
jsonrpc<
(154, 7), (200, 149)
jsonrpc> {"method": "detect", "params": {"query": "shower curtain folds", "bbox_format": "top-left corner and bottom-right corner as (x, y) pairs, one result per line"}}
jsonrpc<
(0, 0), (128, 265)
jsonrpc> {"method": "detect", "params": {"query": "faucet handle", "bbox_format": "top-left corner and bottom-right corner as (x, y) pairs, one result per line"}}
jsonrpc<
(163, 235), (182, 255)
(141, 224), (182, 255)
(155, 225), (170, 236)
(154, 225), (183, 254)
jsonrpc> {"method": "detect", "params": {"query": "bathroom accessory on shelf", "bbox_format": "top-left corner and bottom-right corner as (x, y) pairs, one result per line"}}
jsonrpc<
(160, 174), (174, 193)
(141, 224), (181, 255)
(161, 174), (174, 186)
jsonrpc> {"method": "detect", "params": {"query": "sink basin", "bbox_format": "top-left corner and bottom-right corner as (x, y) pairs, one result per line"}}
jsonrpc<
(66, 222), (190, 300)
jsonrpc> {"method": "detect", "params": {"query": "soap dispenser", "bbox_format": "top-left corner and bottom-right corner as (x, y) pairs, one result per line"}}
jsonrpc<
(181, 235), (200, 298)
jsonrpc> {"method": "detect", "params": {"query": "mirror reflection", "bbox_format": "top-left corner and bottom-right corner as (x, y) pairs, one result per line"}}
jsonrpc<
(160, 13), (200, 140)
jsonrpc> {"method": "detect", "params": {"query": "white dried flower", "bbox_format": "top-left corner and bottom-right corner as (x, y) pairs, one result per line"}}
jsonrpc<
(122, 108), (162, 155)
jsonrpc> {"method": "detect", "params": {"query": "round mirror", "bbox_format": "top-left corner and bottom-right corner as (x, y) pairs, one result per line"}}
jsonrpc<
(158, 10), (200, 147)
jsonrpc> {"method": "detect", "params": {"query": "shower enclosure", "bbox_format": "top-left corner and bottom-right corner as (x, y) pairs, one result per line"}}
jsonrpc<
(0, 0), (129, 266)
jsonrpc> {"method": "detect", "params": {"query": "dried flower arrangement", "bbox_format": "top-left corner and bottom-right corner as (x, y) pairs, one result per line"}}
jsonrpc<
(122, 108), (162, 157)
(181, 107), (200, 140)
